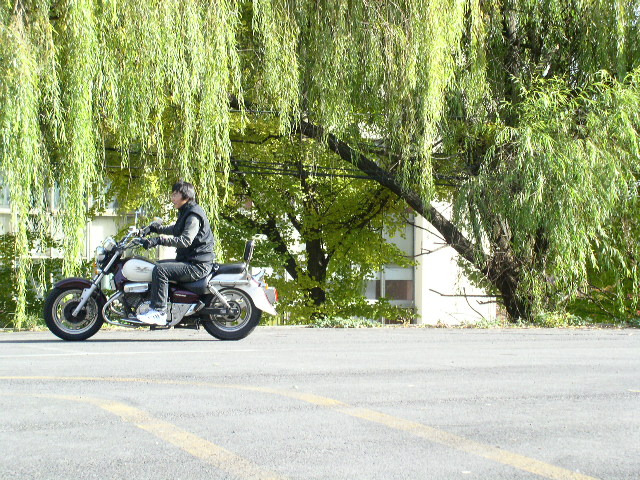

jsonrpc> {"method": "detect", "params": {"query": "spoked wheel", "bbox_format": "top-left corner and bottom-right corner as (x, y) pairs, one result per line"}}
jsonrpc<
(43, 287), (104, 341)
(201, 288), (261, 340)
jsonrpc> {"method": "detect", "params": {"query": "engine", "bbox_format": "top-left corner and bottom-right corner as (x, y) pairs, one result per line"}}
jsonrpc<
(123, 292), (147, 312)
(104, 282), (189, 325)
(123, 292), (155, 317)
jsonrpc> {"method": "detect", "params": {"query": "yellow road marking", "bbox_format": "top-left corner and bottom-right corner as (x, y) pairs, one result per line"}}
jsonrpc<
(6, 393), (285, 480)
(1, 376), (600, 480)
(338, 407), (596, 480)
(238, 385), (348, 408)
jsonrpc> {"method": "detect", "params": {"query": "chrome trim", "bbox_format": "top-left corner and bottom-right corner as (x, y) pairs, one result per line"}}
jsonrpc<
(123, 282), (149, 293)
(102, 292), (145, 327)
(71, 283), (99, 317)
(95, 246), (106, 263)
(103, 236), (117, 252)
(207, 283), (231, 308)
(184, 301), (204, 317)
(167, 303), (193, 326)
(210, 279), (251, 286)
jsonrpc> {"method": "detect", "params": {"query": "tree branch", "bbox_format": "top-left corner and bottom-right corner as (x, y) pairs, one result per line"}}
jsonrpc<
(227, 157), (300, 280)
(295, 118), (484, 269)
(229, 95), (486, 284)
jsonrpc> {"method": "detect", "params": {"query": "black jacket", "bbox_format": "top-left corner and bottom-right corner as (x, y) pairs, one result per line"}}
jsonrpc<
(163, 201), (215, 263)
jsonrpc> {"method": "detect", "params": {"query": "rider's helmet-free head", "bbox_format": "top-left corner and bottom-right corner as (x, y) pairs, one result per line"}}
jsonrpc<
(172, 180), (196, 202)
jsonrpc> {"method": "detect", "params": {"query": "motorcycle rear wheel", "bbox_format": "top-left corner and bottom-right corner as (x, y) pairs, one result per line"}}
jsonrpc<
(201, 287), (261, 340)
(44, 287), (104, 341)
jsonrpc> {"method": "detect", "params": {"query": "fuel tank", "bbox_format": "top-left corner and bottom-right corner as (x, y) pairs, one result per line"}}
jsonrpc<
(121, 257), (156, 282)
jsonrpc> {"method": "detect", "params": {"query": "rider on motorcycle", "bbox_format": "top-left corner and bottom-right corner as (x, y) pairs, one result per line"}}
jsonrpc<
(137, 181), (215, 325)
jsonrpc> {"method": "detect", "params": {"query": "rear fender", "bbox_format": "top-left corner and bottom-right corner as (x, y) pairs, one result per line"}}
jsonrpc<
(233, 281), (277, 316)
(54, 278), (108, 305)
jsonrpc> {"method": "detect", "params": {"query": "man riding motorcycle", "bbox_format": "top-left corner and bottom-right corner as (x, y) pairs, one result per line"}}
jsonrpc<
(137, 181), (215, 325)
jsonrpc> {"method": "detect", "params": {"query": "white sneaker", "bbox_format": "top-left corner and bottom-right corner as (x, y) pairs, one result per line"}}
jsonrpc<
(137, 309), (167, 325)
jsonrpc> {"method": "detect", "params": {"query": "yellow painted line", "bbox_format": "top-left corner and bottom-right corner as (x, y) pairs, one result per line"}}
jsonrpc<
(1, 376), (600, 480)
(237, 385), (348, 408)
(0, 376), (347, 407)
(337, 407), (597, 480)
(7, 393), (285, 480)
(629, 390), (640, 393)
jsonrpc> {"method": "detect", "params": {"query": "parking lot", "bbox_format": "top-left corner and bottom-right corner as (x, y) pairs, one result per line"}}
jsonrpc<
(1, 327), (638, 479)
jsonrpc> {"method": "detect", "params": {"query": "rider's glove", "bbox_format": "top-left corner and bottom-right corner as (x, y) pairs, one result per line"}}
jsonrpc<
(140, 237), (161, 249)
(148, 221), (161, 234)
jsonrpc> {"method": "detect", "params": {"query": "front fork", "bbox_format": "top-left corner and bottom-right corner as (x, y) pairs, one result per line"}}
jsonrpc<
(70, 274), (103, 317)
(71, 253), (119, 317)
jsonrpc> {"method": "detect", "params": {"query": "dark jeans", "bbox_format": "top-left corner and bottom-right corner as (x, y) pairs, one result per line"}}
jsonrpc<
(150, 260), (212, 311)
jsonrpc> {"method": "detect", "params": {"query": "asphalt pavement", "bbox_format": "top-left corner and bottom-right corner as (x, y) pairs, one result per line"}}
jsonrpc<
(0, 327), (638, 480)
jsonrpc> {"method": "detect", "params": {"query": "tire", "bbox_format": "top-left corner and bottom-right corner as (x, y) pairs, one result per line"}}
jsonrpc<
(43, 287), (104, 341)
(202, 288), (261, 340)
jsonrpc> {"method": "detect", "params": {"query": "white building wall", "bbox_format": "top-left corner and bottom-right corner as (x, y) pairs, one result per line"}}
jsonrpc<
(413, 207), (496, 325)
(86, 216), (120, 257)
(0, 211), (10, 235)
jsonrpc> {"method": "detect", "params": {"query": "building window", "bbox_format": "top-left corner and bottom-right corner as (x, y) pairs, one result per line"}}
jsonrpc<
(365, 217), (415, 305)
(365, 266), (414, 304)
(384, 280), (414, 302)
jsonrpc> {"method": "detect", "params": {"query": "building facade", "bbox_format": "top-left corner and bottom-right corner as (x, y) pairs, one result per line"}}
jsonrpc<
(363, 206), (495, 325)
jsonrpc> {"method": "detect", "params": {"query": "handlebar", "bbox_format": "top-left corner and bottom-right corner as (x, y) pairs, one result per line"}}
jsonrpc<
(120, 219), (163, 249)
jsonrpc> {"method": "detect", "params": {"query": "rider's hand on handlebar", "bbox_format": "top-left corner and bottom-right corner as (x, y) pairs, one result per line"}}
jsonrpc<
(148, 221), (161, 234)
(139, 221), (161, 236)
(139, 237), (160, 249)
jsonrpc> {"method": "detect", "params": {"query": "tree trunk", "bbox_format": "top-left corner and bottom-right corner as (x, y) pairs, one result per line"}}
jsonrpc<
(305, 236), (328, 309)
(484, 257), (531, 320)
(297, 118), (533, 321)
(229, 96), (533, 321)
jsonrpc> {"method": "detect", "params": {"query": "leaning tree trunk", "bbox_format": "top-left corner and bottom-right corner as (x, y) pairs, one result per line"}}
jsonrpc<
(484, 256), (531, 321)
(297, 117), (533, 321)
(229, 97), (534, 321)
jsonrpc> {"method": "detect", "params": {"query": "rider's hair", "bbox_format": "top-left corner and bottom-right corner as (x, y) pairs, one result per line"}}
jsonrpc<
(172, 181), (196, 202)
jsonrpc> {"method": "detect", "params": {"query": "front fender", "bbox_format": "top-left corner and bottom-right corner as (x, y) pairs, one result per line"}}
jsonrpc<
(54, 278), (108, 305)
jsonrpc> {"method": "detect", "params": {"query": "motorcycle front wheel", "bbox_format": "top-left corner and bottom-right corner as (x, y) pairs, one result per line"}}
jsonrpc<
(201, 288), (261, 340)
(43, 287), (104, 341)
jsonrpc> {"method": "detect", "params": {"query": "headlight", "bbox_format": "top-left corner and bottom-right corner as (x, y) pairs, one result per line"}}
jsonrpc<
(103, 236), (116, 252)
(95, 246), (106, 263)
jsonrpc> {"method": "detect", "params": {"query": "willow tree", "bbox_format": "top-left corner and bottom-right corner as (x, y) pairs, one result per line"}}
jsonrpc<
(0, 0), (242, 325)
(239, 0), (640, 319)
(1, 1), (639, 324)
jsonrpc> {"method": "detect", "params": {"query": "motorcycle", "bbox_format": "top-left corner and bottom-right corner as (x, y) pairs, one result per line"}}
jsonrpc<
(43, 221), (277, 341)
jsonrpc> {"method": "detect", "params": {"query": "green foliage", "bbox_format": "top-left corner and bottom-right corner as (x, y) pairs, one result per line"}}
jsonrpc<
(2, 0), (640, 323)
(220, 116), (415, 322)
(0, 5), (45, 320)
(528, 312), (590, 328)
(309, 316), (382, 328)
(0, 0), (243, 324)
(455, 71), (640, 317)
(248, 0), (473, 198)
(0, 233), (92, 329)
(237, 1), (640, 320)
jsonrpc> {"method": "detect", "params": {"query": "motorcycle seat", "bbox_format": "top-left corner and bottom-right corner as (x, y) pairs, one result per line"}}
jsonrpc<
(214, 263), (245, 275)
(179, 273), (213, 295)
